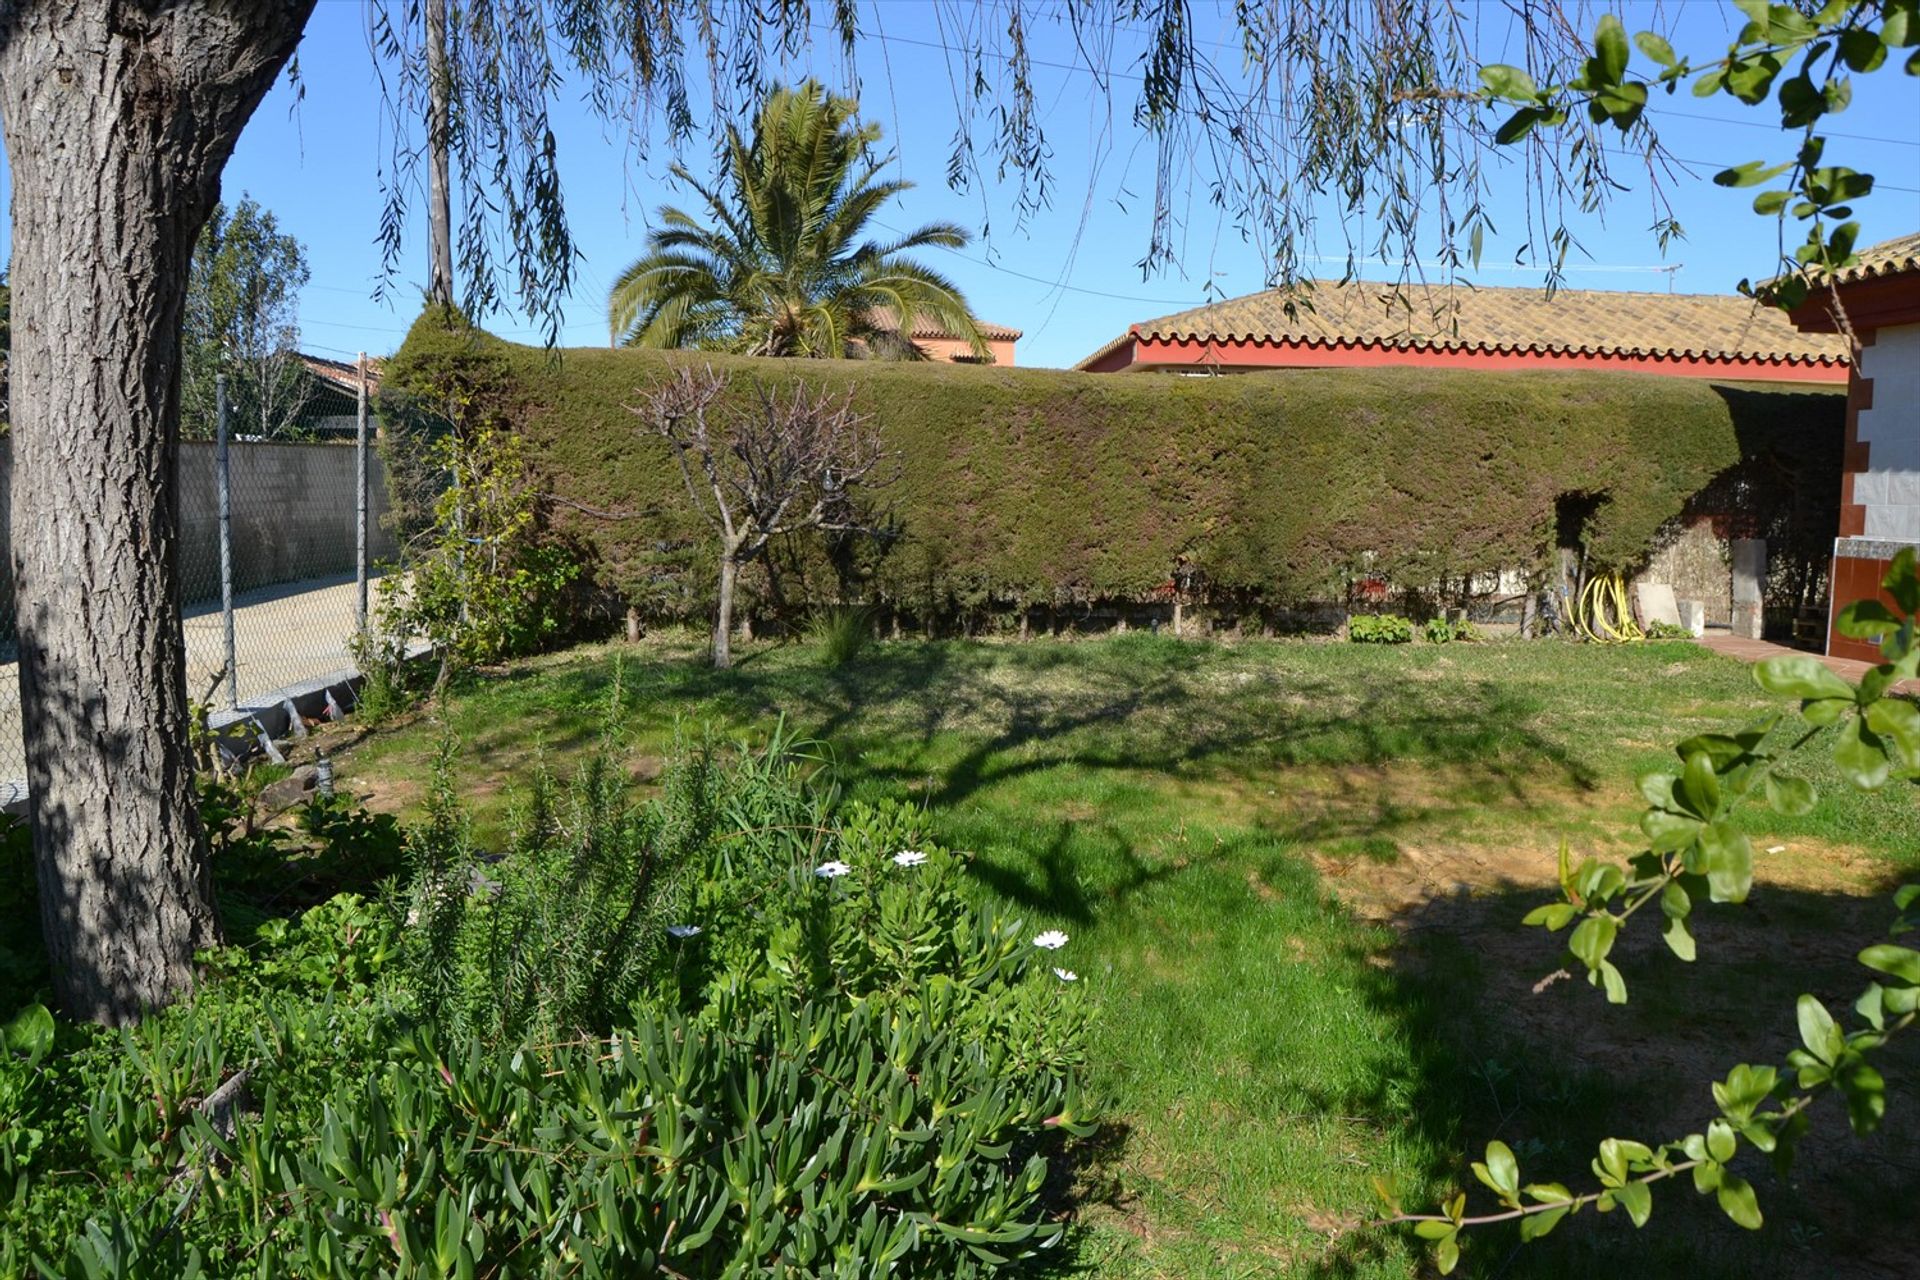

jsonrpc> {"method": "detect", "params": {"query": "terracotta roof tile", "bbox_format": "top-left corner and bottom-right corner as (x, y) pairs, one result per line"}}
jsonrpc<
(300, 352), (384, 394)
(1809, 232), (1920, 285)
(1077, 279), (1847, 369)
(867, 307), (1021, 342)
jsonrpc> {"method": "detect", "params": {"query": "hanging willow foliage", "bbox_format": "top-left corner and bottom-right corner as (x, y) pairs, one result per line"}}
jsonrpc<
(360, 0), (1680, 343)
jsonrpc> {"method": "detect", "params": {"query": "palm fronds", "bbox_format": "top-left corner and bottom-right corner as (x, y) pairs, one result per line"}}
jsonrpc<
(608, 81), (987, 359)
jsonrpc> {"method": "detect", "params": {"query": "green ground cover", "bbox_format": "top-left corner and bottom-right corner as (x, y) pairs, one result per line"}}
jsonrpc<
(338, 633), (1920, 1279)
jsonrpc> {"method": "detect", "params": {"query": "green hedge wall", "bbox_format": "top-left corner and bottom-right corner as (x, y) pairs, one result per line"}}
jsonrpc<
(384, 312), (1842, 620)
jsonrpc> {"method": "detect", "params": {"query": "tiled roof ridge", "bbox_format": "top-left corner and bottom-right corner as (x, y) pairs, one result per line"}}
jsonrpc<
(1072, 276), (1846, 369)
(299, 352), (385, 392)
(865, 307), (1022, 342)
(1133, 329), (1847, 366)
(1807, 231), (1920, 285)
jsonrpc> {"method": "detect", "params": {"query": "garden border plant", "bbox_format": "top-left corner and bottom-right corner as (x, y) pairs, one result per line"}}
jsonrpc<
(0, 682), (1095, 1279)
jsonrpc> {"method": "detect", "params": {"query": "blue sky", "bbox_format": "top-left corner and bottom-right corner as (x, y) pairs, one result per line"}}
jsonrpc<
(3, 0), (1917, 369)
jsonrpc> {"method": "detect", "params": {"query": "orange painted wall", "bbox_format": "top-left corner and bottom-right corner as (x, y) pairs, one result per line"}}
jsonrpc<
(1828, 551), (1903, 663)
(915, 335), (1018, 366)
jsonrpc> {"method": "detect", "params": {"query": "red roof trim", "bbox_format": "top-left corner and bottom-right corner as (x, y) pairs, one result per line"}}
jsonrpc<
(1136, 331), (1847, 367)
(1098, 333), (1848, 383)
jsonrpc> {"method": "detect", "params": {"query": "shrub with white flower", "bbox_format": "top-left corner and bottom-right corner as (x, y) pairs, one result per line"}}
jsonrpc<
(666, 924), (702, 939)
(891, 850), (928, 867)
(1032, 930), (1069, 950)
(1053, 968), (1078, 983)
(813, 860), (852, 879)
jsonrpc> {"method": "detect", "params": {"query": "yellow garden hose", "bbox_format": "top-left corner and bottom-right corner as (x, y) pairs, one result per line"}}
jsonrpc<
(1572, 572), (1644, 644)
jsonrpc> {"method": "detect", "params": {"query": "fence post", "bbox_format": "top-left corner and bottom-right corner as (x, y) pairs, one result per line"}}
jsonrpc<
(355, 351), (370, 639)
(216, 374), (238, 711)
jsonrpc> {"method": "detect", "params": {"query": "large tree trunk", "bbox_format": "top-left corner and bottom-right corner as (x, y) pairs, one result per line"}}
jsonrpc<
(713, 554), (737, 670)
(425, 0), (455, 307)
(0, 1), (314, 1024)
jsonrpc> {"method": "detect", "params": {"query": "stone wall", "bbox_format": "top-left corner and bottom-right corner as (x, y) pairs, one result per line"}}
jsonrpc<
(1639, 517), (1733, 626)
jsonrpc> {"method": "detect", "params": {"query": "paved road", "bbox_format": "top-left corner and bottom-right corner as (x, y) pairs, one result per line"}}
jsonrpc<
(1, 573), (386, 795)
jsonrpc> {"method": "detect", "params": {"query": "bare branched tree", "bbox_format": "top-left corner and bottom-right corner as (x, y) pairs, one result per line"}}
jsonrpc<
(638, 366), (891, 669)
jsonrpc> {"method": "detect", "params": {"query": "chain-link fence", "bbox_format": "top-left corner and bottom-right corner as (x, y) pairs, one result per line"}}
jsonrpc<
(1, 356), (402, 804)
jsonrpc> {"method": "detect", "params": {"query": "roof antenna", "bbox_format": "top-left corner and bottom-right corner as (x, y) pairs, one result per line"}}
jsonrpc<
(1658, 263), (1684, 293)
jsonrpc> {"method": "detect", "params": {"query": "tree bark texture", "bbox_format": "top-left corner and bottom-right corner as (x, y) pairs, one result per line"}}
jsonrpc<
(425, 0), (454, 307)
(713, 554), (737, 669)
(0, 0), (314, 1024)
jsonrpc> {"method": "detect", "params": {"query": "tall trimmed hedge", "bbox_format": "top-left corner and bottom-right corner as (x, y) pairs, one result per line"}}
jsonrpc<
(384, 312), (1841, 621)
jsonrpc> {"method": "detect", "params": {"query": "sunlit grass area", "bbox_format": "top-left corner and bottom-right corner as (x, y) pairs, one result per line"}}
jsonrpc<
(340, 632), (1920, 1278)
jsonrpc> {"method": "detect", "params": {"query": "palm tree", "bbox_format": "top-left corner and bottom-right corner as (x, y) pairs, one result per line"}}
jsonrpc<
(607, 82), (988, 359)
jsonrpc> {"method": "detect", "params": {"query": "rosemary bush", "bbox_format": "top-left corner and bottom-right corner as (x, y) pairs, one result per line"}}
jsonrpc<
(3, 704), (1091, 1278)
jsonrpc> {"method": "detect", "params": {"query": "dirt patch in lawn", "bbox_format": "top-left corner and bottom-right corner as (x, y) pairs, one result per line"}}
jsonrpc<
(1334, 834), (1920, 1280)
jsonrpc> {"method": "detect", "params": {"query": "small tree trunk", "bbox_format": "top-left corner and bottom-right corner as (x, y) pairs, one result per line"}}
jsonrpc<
(425, 0), (455, 308)
(0, 1), (313, 1024)
(713, 554), (737, 669)
(625, 604), (643, 643)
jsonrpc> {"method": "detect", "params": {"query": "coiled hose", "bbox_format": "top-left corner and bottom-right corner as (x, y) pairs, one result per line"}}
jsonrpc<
(1572, 572), (1644, 643)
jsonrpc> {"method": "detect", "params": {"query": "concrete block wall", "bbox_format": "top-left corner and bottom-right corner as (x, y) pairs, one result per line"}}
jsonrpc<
(0, 439), (401, 624)
(173, 440), (401, 603)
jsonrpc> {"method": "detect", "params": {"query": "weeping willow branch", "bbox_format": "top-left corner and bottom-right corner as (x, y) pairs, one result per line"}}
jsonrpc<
(365, 0), (1695, 345)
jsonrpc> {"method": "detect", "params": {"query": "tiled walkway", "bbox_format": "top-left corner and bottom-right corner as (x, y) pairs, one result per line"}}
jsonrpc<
(1698, 632), (1920, 694)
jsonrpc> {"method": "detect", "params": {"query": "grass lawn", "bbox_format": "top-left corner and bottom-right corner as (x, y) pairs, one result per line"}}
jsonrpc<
(336, 632), (1920, 1279)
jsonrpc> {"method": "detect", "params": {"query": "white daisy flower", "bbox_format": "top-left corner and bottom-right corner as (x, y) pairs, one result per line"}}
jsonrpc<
(814, 861), (853, 879)
(1053, 968), (1078, 983)
(891, 850), (929, 867)
(666, 924), (702, 939)
(1032, 929), (1069, 950)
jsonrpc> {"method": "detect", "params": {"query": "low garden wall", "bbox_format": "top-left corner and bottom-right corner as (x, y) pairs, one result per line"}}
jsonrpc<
(383, 313), (1843, 633)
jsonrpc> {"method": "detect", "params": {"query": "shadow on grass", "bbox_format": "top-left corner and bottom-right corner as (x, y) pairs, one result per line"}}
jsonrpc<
(448, 640), (1599, 796)
(278, 639), (1920, 1277)
(1300, 864), (1920, 1280)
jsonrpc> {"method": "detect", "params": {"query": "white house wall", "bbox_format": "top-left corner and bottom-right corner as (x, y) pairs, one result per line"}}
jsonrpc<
(1856, 323), (1920, 541)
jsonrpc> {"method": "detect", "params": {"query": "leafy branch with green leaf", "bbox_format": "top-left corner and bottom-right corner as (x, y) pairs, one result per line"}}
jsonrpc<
(1477, 0), (1917, 303)
(1387, 549), (1920, 1272)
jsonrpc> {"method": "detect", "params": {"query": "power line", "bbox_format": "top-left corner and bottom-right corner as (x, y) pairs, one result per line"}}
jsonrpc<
(301, 338), (374, 359)
(1646, 103), (1919, 149)
(1600, 143), (1920, 194)
(922, 244), (1205, 304)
